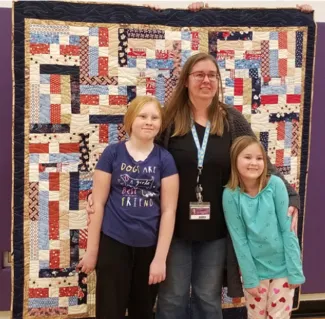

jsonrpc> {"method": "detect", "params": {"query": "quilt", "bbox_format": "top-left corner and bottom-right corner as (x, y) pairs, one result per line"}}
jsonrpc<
(12, 1), (316, 318)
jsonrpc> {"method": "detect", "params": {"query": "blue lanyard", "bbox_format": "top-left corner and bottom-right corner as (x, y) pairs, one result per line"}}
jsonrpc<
(191, 120), (211, 169)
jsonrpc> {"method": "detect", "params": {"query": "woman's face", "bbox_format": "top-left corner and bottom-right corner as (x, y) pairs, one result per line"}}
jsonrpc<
(187, 59), (219, 102)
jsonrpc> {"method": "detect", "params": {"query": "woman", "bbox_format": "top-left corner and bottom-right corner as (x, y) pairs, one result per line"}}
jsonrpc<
(154, 52), (300, 319)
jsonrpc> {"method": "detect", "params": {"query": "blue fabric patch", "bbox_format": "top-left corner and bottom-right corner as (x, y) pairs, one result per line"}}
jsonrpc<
(39, 260), (49, 269)
(29, 298), (59, 308)
(285, 122), (292, 148)
(108, 124), (119, 144)
(79, 180), (93, 191)
(269, 32), (278, 40)
(69, 297), (78, 306)
(29, 154), (39, 163)
(181, 50), (191, 67)
(30, 33), (59, 44)
(269, 50), (279, 77)
(261, 85), (287, 95)
(128, 58), (137, 68)
(146, 59), (174, 69)
(69, 35), (80, 45)
(181, 31), (191, 40)
(294, 86), (301, 94)
(225, 96), (234, 105)
(156, 75), (165, 105)
(118, 86), (127, 95)
(38, 191), (49, 250)
(217, 60), (226, 69)
(235, 59), (260, 69)
(89, 27), (99, 36)
(39, 94), (50, 124)
(40, 74), (50, 84)
(80, 85), (109, 95)
(225, 78), (234, 87)
(89, 46), (99, 76)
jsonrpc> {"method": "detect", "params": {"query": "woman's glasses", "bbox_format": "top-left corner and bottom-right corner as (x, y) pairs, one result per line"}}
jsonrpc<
(189, 72), (218, 82)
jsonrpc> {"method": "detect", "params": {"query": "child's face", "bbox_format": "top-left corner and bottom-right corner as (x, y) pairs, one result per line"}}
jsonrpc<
(236, 143), (265, 182)
(131, 102), (162, 141)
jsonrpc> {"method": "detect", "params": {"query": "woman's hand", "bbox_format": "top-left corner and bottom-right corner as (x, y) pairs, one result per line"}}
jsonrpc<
(86, 193), (94, 225)
(289, 283), (301, 289)
(188, 2), (208, 11)
(288, 206), (298, 235)
(296, 4), (313, 13)
(143, 4), (161, 11)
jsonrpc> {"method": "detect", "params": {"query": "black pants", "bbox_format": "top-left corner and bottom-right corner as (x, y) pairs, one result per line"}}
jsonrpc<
(96, 233), (158, 319)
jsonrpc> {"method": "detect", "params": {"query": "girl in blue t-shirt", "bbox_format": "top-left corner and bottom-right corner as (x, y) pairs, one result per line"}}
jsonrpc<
(222, 135), (305, 319)
(78, 96), (179, 319)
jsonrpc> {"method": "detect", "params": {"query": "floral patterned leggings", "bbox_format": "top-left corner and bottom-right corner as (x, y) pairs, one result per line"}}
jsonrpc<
(244, 278), (295, 319)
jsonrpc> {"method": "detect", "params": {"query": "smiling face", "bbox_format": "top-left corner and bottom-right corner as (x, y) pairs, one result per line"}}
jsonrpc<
(236, 142), (265, 183)
(130, 101), (162, 141)
(187, 59), (219, 101)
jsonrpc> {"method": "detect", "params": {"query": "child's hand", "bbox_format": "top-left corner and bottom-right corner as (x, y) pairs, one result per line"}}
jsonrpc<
(148, 258), (166, 285)
(245, 287), (260, 297)
(289, 284), (300, 289)
(77, 252), (97, 274)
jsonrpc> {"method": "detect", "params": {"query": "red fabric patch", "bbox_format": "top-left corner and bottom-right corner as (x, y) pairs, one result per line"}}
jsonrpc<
(50, 104), (61, 124)
(59, 287), (79, 297)
(29, 144), (49, 153)
(59, 143), (79, 153)
(278, 59), (287, 77)
(277, 122), (285, 140)
(49, 249), (60, 268)
(29, 288), (49, 298)
(234, 78), (243, 96)
(49, 201), (59, 240)
(99, 124), (108, 143)
(98, 57), (108, 76)
(50, 75), (61, 94)
(49, 173), (60, 191)
(99, 27), (109, 47)
(276, 149), (284, 167)
(279, 32), (288, 49)
(30, 44), (50, 54)
(286, 94), (301, 103)
(261, 95), (278, 104)
(109, 95), (128, 105)
(80, 95), (99, 105)
(60, 45), (79, 56)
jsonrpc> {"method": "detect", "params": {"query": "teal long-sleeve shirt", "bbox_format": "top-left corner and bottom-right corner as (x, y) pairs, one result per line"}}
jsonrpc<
(222, 175), (305, 289)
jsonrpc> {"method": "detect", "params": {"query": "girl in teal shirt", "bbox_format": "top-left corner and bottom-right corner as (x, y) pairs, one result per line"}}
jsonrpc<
(223, 135), (305, 319)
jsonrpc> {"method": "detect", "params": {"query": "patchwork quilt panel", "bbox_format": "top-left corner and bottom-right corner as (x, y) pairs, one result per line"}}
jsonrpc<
(12, 1), (315, 318)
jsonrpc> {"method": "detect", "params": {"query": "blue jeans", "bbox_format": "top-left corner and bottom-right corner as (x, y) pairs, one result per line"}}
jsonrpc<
(156, 237), (226, 319)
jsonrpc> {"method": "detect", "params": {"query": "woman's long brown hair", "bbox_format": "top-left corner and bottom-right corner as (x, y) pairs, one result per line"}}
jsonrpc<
(163, 52), (227, 136)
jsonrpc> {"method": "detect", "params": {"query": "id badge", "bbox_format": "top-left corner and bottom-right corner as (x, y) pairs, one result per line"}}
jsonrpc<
(189, 202), (210, 220)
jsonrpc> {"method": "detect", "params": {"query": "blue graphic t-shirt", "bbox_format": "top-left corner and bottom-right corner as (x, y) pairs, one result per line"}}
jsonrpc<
(96, 141), (178, 247)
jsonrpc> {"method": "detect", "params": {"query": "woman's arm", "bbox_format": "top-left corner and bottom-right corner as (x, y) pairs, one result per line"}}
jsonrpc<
(78, 170), (111, 274)
(149, 173), (179, 285)
(273, 177), (305, 286)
